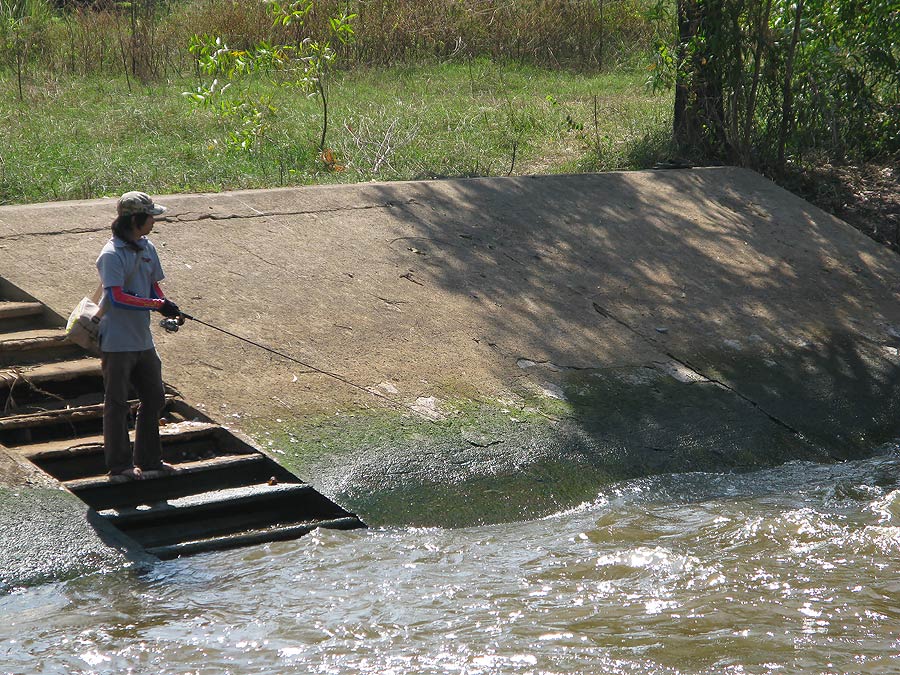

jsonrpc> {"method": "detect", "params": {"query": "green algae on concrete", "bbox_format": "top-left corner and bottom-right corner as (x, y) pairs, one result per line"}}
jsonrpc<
(256, 359), (825, 528)
(255, 397), (593, 528)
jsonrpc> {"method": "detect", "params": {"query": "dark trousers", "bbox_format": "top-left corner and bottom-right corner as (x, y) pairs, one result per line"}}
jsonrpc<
(101, 349), (166, 474)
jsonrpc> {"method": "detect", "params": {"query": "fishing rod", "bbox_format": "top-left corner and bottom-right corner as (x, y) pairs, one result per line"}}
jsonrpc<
(160, 313), (429, 419)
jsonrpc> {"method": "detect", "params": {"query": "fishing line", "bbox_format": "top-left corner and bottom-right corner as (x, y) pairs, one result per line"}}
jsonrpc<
(175, 313), (432, 420)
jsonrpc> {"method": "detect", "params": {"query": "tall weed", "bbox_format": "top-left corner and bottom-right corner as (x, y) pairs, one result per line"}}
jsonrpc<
(9, 0), (670, 79)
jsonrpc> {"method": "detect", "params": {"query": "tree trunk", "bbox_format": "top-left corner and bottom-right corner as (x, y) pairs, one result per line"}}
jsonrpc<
(673, 0), (698, 149)
(777, 0), (804, 170)
(673, 0), (730, 160)
(743, 0), (773, 159)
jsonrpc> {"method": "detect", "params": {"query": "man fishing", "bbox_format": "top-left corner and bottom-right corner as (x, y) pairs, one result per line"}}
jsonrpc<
(96, 191), (183, 481)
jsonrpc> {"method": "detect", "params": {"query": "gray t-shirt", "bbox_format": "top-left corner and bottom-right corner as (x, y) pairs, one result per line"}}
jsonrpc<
(96, 236), (165, 352)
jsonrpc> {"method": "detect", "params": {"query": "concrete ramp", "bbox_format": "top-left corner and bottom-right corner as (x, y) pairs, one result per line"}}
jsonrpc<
(2, 167), (900, 530)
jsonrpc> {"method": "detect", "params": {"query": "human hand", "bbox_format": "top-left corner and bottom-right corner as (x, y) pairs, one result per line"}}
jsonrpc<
(159, 299), (181, 318)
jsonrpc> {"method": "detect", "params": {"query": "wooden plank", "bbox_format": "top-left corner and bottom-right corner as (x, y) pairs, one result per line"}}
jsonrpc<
(13, 421), (222, 460)
(0, 394), (177, 430)
(108, 483), (353, 547)
(69, 454), (285, 511)
(0, 403), (105, 430)
(22, 435), (104, 458)
(0, 391), (105, 417)
(0, 358), (102, 388)
(146, 516), (364, 559)
(0, 327), (68, 351)
(0, 301), (43, 320)
(64, 453), (266, 491)
(102, 482), (314, 527)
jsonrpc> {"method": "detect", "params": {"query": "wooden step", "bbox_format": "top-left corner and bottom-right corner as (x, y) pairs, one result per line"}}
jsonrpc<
(19, 421), (236, 483)
(0, 394), (178, 431)
(0, 401), (105, 431)
(102, 482), (315, 527)
(0, 391), (105, 417)
(0, 358), (102, 389)
(66, 453), (267, 491)
(146, 516), (364, 559)
(0, 301), (43, 321)
(13, 421), (222, 461)
(17, 433), (103, 458)
(0, 327), (69, 352)
(103, 482), (352, 548)
(0, 327), (82, 368)
(65, 453), (287, 510)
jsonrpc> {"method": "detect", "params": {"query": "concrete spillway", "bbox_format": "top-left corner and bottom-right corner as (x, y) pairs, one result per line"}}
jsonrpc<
(2, 167), (900, 581)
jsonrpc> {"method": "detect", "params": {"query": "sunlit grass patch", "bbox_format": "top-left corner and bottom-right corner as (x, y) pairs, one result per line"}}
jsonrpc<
(0, 61), (672, 205)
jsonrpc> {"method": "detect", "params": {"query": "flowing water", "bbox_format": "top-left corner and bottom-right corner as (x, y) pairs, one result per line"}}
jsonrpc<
(3, 447), (900, 675)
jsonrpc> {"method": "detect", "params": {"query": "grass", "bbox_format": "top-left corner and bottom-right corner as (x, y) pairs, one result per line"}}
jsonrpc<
(0, 59), (673, 205)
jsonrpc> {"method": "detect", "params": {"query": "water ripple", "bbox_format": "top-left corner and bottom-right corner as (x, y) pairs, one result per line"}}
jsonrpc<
(4, 450), (900, 674)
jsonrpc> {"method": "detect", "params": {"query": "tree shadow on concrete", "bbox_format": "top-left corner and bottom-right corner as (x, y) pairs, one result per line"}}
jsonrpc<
(337, 168), (900, 524)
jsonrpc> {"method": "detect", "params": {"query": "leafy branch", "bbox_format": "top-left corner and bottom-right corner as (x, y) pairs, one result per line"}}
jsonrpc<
(184, 1), (356, 161)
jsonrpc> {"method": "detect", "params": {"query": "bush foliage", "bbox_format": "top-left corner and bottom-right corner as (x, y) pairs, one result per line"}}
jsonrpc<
(666, 0), (899, 168)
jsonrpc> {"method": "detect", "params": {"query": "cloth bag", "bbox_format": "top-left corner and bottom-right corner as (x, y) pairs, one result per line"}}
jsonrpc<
(67, 249), (144, 354)
(65, 285), (105, 355)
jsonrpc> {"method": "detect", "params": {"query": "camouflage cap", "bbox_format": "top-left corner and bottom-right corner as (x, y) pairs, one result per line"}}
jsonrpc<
(117, 191), (167, 217)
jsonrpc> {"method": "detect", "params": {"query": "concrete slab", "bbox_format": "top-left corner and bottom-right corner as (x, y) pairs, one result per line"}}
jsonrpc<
(2, 167), (900, 528)
(0, 448), (152, 591)
(0, 483), (152, 591)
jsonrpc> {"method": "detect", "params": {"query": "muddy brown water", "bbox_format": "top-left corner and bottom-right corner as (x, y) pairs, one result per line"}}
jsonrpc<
(2, 447), (900, 674)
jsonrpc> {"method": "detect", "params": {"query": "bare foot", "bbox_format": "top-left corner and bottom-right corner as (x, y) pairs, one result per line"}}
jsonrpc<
(141, 462), (179, 479)
(108, 467), (144, 482)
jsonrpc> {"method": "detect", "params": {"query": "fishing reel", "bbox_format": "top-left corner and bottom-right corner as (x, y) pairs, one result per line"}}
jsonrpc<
(159, 315), (186, 333)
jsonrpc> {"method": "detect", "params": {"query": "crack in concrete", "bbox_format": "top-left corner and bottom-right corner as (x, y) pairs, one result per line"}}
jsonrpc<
(388, 235), (460, 249)
(482, 339), (647, 376)
(373, 295), (408, 310)
(0, 199), (419, 240)
(669, 351), (805, 437)
(174, 198), (418, 224)
(0, 226), (106, 241)
(244, 249), (278, 267)
(516, 357), (613, 373)
(590, 301), (809, 441)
